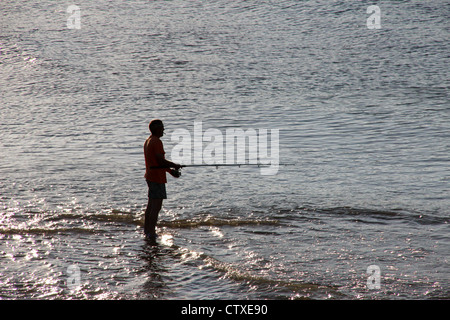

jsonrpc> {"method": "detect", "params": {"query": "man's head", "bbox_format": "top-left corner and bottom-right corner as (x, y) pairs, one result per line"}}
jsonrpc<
(149, 119), (164, 137)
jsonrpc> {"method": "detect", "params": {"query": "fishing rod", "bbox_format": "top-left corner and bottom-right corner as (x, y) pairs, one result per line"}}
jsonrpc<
(181, 163), (294, 168)
(151, 163), (294, 169)
(150, 163), (294, 177)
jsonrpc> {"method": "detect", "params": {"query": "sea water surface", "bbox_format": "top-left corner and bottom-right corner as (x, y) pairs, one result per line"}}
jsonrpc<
(1, 0), (449, 299)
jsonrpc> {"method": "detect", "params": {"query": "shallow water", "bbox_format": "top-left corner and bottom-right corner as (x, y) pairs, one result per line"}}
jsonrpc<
(1, 0), (449, 299)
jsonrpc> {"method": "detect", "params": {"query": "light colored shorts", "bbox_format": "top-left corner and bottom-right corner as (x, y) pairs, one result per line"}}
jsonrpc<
(146, 180), (167, 199)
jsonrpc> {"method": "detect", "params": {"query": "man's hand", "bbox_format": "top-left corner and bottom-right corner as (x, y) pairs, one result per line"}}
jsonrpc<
(173, 163), (181, 170)
(169, 169), (181, 178)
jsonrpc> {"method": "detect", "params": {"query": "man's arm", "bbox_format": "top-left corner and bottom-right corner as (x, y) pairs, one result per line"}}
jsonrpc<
(156, 153), (181, 170)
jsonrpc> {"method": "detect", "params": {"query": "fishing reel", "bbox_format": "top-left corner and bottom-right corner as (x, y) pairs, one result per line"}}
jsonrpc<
(170, 168), (182, 178)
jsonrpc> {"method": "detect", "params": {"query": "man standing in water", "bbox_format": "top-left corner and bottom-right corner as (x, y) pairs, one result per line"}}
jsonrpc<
(144, 119), (181, 240)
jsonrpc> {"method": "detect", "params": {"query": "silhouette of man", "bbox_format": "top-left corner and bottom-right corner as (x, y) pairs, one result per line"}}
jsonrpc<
(143, 119), (181, 240)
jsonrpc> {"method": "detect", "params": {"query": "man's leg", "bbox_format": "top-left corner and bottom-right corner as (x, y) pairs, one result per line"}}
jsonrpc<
(144, 198), (163, 236)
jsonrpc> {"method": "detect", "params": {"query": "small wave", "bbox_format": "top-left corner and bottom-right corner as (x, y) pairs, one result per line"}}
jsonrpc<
(43, 211), (279, 230)
(198, 253), (341, 298)
(153, 237), (341, 298)
(0, 226), (101, 236)
(315, 206), (401, 217)
(44, 210), (142, 225)
(159, 217), (279, 229)
(1, 210), (279, 235)
(294, 206), (449, 225)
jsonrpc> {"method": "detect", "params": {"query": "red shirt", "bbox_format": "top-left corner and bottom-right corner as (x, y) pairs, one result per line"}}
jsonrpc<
(144, 135), (167, 183)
